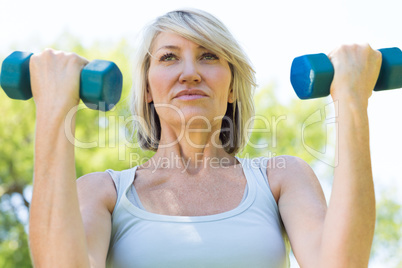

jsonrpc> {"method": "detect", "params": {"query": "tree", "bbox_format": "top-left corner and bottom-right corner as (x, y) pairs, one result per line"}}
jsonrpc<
(0, 77), (35, 267)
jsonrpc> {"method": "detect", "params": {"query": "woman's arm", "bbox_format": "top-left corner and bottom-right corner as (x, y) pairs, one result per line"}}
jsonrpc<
(274, 44), (381, 268)
(29, 102), (91, 267)
(28, 49), (113, 267)
(318, 44), (380, 267)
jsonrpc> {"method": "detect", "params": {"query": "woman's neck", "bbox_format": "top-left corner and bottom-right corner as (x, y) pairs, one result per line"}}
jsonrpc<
(149, 123), (236, 175)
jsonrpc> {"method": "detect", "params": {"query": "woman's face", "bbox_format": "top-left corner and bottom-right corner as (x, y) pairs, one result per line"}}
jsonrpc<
(147, 32), (233, 129)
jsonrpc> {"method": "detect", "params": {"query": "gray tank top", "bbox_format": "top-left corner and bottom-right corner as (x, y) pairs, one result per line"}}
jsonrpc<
(106, 156), (290, 268)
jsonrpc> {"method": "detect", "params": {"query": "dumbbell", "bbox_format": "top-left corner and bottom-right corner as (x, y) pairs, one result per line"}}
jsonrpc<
(290, 47), (402, 99)
(0, 51), (123, 111)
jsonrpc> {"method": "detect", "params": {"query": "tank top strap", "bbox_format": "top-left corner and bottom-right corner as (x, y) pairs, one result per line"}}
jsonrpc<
(237, 156), (279, 214)
(106, 166), (137, 208)
(119, 167), (137, 191)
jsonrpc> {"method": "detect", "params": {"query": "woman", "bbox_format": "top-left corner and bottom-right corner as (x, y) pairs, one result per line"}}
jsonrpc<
(29, 9), (381, 268)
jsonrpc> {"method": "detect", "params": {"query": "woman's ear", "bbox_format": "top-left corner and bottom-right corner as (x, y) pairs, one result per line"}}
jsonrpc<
(228, 88), (234, 103)
(146, 87), (153, 103)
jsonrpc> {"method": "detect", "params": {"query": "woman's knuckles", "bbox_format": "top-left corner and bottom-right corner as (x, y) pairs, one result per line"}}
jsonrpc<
(32, 49), (86, 69)
(30, 49), (88, 109)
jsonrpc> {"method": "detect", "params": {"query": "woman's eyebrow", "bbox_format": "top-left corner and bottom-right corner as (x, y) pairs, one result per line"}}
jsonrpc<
(155, 45), (180, 53)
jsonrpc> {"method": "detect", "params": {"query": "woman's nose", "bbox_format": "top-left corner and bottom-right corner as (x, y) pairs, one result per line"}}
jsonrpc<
(179, 59), (201, 84)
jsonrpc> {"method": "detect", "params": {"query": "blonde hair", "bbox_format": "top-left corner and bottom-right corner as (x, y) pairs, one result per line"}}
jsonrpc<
(130, 9), (257, 155)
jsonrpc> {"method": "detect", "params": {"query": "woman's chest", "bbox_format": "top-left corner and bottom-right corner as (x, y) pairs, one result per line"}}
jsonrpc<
(133, 168), (247, 216)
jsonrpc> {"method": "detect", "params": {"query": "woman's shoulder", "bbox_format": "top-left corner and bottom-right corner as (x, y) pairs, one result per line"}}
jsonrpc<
(261, 155), (317, 202)
(266, 155), (311, 172)
(77, 171), (118, 213)
(77, 171), (117, 188)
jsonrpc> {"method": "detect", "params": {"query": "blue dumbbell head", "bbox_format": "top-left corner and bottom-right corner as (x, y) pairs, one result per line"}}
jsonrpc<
(375, 47), (402, 91)
(0, 51), (33, 100)
(80, 60), (123, 112)
(290, 53), (334, 99)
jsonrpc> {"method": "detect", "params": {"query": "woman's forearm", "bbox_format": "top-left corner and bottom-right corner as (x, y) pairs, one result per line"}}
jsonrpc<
(29, 107), (90, 267)
(320, 101), (375, 267)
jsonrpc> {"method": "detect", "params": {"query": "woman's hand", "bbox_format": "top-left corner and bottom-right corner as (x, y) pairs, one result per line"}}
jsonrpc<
(29, 48), (88, 114)
(328, 44), (382, 110)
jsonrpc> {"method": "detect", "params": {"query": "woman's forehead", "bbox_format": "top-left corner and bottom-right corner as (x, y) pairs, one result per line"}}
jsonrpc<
(151, 32), (204, 53)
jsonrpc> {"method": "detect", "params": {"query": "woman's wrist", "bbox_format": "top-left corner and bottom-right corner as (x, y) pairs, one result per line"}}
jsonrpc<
(35, 100), (78, 122)
(333, 96), (369, 129)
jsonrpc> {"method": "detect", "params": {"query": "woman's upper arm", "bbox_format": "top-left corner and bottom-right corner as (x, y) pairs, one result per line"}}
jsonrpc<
(267, 155), (327, 268)
(77, 172), (117, 268)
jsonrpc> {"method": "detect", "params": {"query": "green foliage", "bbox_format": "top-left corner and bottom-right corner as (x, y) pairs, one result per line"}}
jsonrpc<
(0, 73), (35, 267)
(0, 193), (31, 268)
(372, 190), (402, 267)
(239, 84), (332, 166)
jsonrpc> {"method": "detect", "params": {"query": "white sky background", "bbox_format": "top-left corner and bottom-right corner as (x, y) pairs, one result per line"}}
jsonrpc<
(1, 0), (401, 267)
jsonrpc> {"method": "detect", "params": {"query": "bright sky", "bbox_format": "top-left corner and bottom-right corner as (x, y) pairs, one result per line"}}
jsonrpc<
(1, 0), (401, 266)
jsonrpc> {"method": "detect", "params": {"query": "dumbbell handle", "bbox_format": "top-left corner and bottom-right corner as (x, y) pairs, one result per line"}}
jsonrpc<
(0, 51), (123, 111)
(290, 47), (402, 99)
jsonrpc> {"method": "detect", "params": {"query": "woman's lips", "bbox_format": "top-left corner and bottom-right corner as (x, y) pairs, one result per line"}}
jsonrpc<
(175, 94), (207, 100)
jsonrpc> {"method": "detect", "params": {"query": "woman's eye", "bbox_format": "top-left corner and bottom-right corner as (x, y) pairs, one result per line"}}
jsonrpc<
(160, 53), (178, 62)
(201, 53), (219, 60)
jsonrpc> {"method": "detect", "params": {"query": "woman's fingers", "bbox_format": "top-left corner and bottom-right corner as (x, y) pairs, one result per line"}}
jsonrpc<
(328, 44), (382, 106)
(29, 48), (89, 112)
